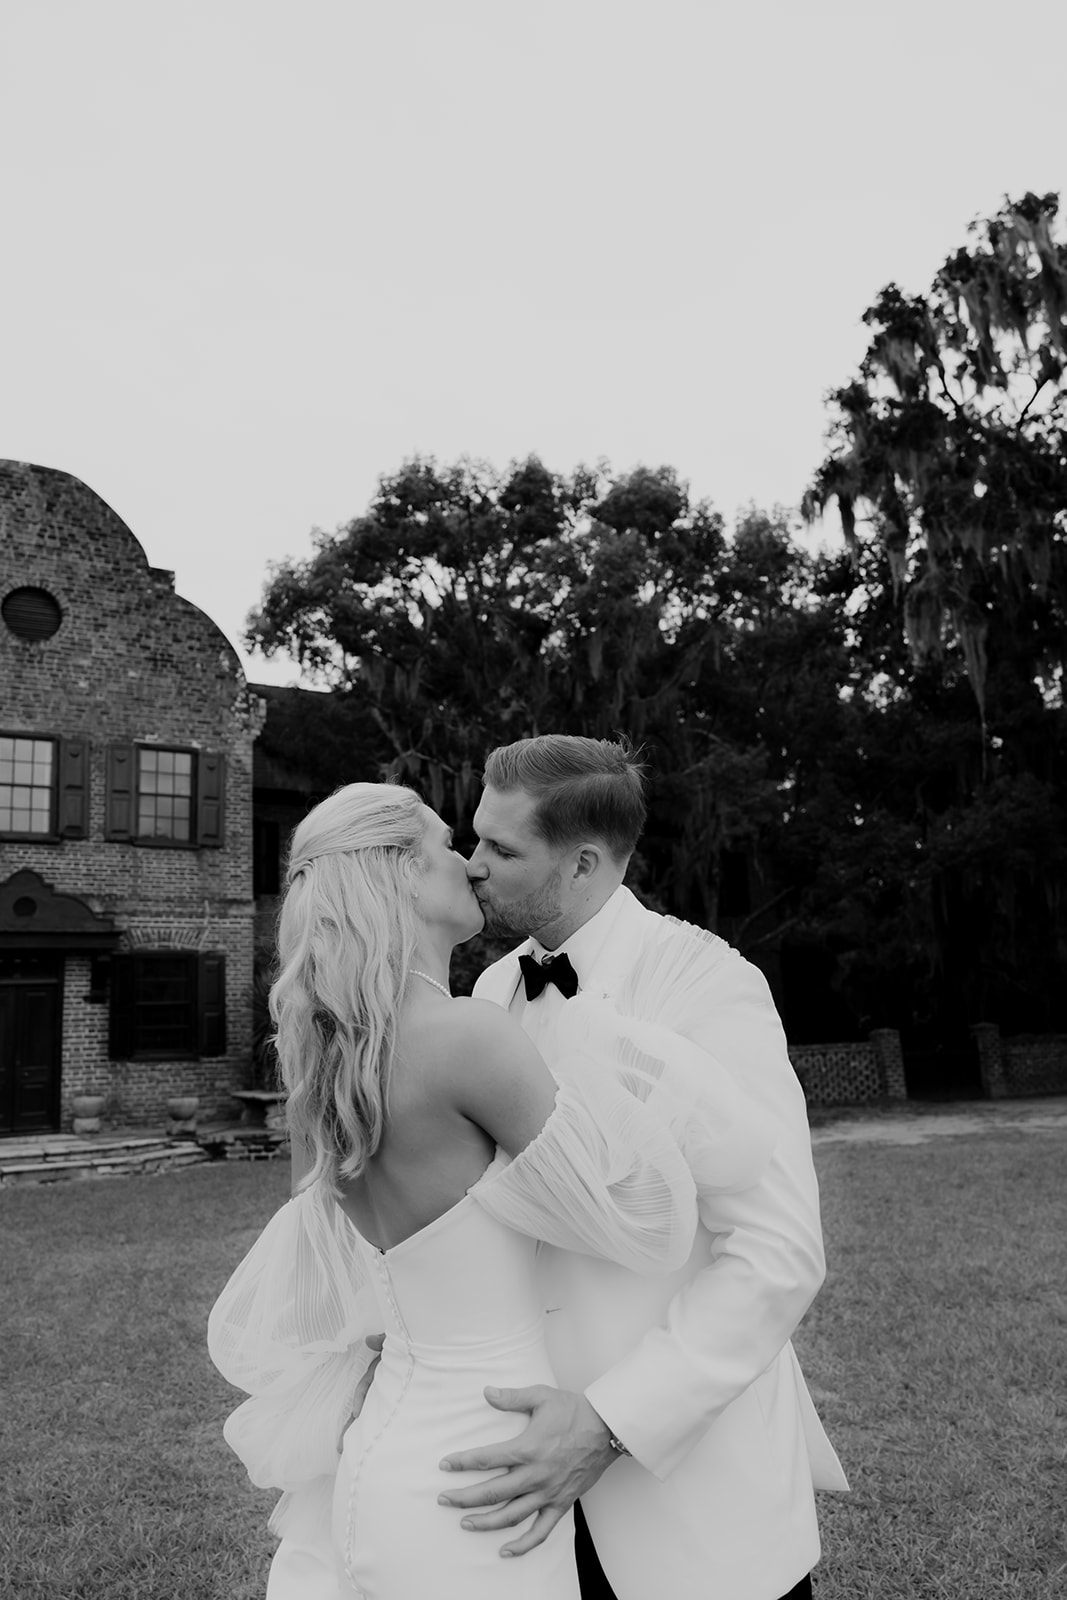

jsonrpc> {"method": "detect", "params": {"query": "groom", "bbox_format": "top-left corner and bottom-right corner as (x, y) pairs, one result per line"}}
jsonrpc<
(440, 734), (847, 1600)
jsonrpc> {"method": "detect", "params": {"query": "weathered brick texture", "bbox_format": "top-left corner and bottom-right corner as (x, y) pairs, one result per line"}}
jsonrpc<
(972, 1023), (1067, 1098)
(788, 1032), (908, 1106)
(1, 461), (266, 1129)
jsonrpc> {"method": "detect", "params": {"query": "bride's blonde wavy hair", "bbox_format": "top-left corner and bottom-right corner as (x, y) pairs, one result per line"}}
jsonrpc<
(271, 782), (427, 1195)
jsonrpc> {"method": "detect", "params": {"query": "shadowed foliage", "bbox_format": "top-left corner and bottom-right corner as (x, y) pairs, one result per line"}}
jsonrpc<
(805, 191), (1067, 731)
(248, 435), (1066, 1047)
(247, 456), (773, 929)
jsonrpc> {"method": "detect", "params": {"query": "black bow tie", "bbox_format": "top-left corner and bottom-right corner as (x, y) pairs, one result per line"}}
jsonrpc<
(519, 951), (580, 1001)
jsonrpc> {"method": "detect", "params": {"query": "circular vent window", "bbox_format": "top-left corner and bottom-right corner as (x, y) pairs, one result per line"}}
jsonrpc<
(2, 587), (63, 641)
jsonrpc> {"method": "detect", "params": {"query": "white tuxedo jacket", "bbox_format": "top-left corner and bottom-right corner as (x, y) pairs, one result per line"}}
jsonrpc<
(474, 888), (847, 1600)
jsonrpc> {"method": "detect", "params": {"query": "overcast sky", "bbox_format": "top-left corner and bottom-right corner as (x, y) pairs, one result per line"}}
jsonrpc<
(2, 0), (1064, 686)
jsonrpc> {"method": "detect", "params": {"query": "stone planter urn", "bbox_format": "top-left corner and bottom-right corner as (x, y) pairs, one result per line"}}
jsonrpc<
(166, 1095), (200, 1136)
(72, 1094), (107, 1135)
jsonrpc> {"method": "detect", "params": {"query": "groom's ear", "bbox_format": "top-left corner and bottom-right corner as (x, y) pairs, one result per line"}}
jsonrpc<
(571, 842), (603, 882)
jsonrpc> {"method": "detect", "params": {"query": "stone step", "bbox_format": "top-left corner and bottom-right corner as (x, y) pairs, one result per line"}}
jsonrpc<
(1, 1134), (180, 1162)
(198, 1126), (288, 1161)
(0, 1141), (210, 1186)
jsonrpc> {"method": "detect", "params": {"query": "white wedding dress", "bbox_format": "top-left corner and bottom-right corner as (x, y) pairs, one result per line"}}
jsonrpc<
(331, 1158), (580, 1598)
(208, 1000), (771, 1599)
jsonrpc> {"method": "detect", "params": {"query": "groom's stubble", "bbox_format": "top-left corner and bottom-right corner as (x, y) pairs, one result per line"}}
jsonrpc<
(477, 863), (565, 942)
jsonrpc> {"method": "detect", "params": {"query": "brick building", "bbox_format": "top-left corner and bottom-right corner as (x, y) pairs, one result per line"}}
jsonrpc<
(0, 461), (267, 1134)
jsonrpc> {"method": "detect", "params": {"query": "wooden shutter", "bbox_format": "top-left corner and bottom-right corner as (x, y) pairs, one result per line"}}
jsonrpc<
(105, 744), (135, 841)
(108, 954), (137, 1058)
(57, 738), (89, 838)
(198, 952), (226, 1057)
(196, 752), (225, 847)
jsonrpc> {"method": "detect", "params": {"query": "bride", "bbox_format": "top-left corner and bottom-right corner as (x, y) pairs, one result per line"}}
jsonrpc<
(208, 782), (765, 1599)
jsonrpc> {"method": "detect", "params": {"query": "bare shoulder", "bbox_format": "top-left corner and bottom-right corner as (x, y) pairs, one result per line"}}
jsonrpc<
(429, 997), (529, 1063)
(399, 997), (528, 1078)
(425, 999), (554, 1151)
(407, 997), (549, 1109)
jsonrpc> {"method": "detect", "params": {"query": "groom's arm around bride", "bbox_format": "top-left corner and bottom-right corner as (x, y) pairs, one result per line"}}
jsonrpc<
(440, 735), (847, 1600)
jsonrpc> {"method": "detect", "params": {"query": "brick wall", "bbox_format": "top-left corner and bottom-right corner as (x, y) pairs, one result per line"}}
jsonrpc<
(62, 955), (110, 1099)
(794, 1024), (1067, 1106)
(1004, 1036), (1067, 1095)
(971, 1023), (1067, 1099)
(0, 461), (266, 1129)
(254, 895), (282, 962)
(788, 1031), (908, 1106)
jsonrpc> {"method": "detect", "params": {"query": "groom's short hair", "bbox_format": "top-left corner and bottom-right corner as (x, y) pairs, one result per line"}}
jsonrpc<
(482, 735), (647, 861)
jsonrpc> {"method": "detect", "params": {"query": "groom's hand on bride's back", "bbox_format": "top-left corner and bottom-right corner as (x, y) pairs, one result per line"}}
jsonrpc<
(436, 1384), (618, 1557)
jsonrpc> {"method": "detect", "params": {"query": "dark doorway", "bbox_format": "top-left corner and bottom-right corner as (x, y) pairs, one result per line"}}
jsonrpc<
(0, 956), (62, 1134)
(902, 1029), (983, 1100)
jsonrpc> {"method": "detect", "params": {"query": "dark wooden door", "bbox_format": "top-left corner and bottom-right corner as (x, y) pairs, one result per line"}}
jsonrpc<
(0, 965), (61, 1134)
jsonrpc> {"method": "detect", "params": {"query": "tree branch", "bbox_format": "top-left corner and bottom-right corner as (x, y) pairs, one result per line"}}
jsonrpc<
(1017, 373), (1050, 424)
(731, 883), (798, 941)
(737, 913), (805, 952)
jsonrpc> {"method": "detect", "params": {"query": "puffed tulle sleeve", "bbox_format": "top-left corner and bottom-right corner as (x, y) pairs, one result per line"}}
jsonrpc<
(473, 1072), (699, 1272)
(472, 991), (776, 1257)
(207, 1183), (379, 1496)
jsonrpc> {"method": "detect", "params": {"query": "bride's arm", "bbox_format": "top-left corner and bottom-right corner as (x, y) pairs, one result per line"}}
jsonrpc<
(434, 999), (702, 1274)
(207, 1186), (382, 1492)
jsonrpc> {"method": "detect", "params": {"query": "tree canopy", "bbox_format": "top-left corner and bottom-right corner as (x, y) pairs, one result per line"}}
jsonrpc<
(248, 456), (762, 925)
(249, 449), (1066, 1046)
(249, 193), (1067, 1056)
(805, 191), (1067, 728)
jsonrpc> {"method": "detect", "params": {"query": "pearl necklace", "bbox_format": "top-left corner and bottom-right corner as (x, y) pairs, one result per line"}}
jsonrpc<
(410, 968), (452, 999)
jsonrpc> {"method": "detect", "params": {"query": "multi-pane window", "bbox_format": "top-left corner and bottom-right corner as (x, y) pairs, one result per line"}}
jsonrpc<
(137, 748), (194, 842)
(131, 953), (198, 1053)
(0, 736), (222, 845)
(108, 950), (227, 1060)
(0, 736), (55, 835)
(104, 744), (224, 848)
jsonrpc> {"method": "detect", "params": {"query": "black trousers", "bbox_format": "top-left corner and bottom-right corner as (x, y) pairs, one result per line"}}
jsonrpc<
(573, 1500), (814, 1600)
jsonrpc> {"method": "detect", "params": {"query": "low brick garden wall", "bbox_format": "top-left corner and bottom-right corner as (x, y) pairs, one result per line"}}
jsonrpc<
(790, 1024), (1067, 1107)
(788, 1029), (907, 1107)
(971, 1024), (1067, 1098)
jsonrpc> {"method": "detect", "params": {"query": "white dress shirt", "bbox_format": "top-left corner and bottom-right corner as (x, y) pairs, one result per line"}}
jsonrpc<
(508, 887), (630, 1059)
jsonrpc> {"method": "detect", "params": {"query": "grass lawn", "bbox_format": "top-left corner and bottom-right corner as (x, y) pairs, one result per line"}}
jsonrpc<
(0, 1159), (290, 1600)
(797, 1130), (1067, 1599)
(1, 1127), (1064, 1598)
